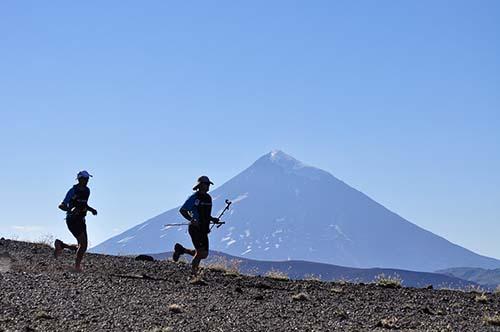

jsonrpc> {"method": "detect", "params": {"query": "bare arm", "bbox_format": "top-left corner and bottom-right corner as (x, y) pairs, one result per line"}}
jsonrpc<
(179, 209), (193, 222)
(58, 203), (70, 212)
(87, 205), (98, 216)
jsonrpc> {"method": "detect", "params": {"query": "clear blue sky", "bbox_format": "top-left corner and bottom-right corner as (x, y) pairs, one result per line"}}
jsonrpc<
(1, 1), (499, 258)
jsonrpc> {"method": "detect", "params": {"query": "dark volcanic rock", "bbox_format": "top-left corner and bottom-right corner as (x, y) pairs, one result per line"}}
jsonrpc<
(1, 240), (500, 331)
(135, 255), (155, 262)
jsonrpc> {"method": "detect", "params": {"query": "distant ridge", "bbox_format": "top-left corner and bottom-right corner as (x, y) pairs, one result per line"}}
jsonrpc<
(151, 250), (482, 290)
(436, 267), (500, 289)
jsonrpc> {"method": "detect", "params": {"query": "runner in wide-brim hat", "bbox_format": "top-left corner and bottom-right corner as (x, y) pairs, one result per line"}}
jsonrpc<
(192, 175), (214, 191)
(175, 175), (222, 278)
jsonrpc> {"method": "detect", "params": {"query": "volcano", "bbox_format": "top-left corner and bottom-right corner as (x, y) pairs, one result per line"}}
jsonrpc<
(92, 150), (500, 272)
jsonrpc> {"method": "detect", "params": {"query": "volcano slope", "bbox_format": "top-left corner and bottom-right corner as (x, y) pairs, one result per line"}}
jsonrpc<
(1, 239), (500, 331)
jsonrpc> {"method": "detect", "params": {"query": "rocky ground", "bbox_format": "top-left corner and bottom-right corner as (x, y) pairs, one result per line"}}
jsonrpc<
(1, 239), (500, 332)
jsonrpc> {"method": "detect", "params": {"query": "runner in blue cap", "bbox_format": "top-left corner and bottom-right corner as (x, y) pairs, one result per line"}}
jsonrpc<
(54, 170), (98, 272)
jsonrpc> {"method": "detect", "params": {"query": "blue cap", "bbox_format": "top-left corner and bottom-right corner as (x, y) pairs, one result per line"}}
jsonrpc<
(77, 170), (93, 179)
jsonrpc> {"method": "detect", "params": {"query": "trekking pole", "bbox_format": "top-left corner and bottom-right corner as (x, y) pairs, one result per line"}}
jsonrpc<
(164, 199), (232, 229)
(163, 223), (190, 227)
(211, 199), (232, 230)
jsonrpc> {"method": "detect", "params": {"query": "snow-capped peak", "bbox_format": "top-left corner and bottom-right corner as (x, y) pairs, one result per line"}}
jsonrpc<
(268, 150), (307, 170)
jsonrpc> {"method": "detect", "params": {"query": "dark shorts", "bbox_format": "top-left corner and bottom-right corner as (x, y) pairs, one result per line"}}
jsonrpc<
(66, 215), (87, 239)
(188, 224), (209, 251)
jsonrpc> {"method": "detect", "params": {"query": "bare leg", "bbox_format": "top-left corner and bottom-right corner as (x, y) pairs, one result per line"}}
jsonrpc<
(60, 240), (78, 251)
(54, 239), (77, 257)
(191, 249), (208, 276)
(54, 239), (63, 258)
(74, 231), (88, 272)
(173, 243), (196, 262)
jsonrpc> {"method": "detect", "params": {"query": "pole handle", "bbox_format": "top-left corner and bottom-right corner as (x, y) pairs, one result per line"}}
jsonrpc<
(211, 199), (232, 230)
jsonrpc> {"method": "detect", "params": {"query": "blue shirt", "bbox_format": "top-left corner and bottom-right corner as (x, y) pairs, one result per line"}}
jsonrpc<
(62, 185), (90, 216)
(180, 193), (200, 221)
(180, 192), (213, 233)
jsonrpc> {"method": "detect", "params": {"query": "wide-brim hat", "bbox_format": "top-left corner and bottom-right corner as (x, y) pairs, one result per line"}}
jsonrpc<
(193, 175), (214, 190)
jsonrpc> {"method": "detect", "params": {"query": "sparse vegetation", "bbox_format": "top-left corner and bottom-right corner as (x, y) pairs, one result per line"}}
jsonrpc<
(304, 273), (321, 281)
(334, 309), (348, 320)
(495, 285), (500, 295)
(331, 286), (343, 294)
(205, 257), (241, 276)
(374, 274), (402, 289)
(168, 304), (183, 314)
(189, 276), (208, 286)
(333, 278), (349, 286)
(9, 235), (19, 241)
(475, 293), (488, 304)
(243, 266), (261, 276)
(265, 269), (289, 281)
(35, 310), (53, 320)
(484, 314), (500, 326)
(35, 234), (55, 247)
(292, 292), (310, 301)
(464, 284), (485, 294)
(148, 327), (173, 332)
(377, 317), (399, 329)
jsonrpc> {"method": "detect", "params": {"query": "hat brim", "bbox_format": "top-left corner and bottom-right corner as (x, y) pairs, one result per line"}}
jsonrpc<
(193, 181), (214, 190)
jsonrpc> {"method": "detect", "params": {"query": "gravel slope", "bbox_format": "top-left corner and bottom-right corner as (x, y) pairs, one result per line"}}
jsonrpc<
(1, 239), (500, 332)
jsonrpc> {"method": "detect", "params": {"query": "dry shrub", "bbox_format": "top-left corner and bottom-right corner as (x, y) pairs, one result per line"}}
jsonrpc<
(205, 256), (241, 276)
(331, 286), (343, 294)
(189, 276), (208, 286)
(475, 293), (488, 303)
(265, 269), (289, 281)
(149, 327), (174, 332)
(292, 292), (310, 301)
(35, 234), (55, 247)
(35, 310), (53, 320)
(304, 273), (321, 281)
(377, 317), (398, 329)
(465, 284), (485, 294)
(484, 314), (500, 326)
(168, 304), (183, 314)
(334, 278), (350, 286)
(374, 274), (402, 289)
